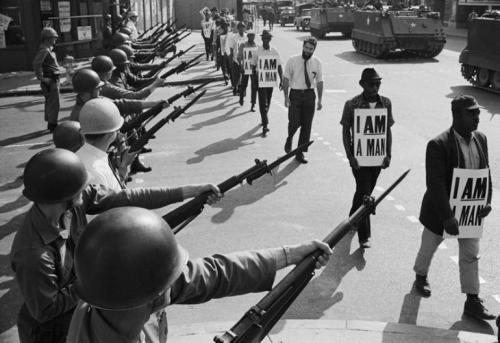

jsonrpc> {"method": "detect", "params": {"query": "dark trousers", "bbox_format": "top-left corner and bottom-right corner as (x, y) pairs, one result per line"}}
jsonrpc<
(349, 166), (382, 242)
(231, 61), (241, 91)
(288, 89), (316, 152)
(40, 78), (60, 125)
(17, 303), (74, 343)
(240, 73), (257, 105)
(257, 87), (274, 126)
(202, 37), (212, 59)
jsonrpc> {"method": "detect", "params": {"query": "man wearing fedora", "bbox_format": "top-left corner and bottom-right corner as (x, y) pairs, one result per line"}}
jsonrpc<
(283, 37), (323, 164)
(412, 95), (494, 321)
(340, 68), (394, 249)
(251, 30), (283, 134)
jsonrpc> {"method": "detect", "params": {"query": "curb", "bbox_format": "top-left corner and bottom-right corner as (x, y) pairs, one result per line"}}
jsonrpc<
(0, 77), (225, 98)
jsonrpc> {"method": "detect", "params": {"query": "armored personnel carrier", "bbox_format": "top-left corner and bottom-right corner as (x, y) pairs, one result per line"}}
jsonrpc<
(459, 12), (500, 93)
(310, 6), (356, 38)
(351, 9), (446, 58)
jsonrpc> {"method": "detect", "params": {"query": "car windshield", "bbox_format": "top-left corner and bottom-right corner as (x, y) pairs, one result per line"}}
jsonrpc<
(303, 9), (311, 15)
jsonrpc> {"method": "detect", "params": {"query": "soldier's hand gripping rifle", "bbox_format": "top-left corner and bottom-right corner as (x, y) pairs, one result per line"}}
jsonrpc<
(160, 53), (204, 79)
(128, 90), (206, 154)
(120, 101), (168, 134)
(163, 141), (314, 234)
(166, 79), (213, 104)
(213, 169), (411, 343)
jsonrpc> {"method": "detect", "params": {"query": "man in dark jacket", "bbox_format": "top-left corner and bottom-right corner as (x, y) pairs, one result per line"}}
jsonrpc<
(413, 95), (494, 321)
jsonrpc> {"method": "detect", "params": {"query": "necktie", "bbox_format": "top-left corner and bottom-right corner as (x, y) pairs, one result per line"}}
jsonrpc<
(304, 60), (311, 89)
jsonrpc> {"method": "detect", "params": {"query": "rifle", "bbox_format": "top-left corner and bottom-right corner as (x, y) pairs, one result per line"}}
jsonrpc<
(166, 79), (213, 104)
(160, 53), (204, 79)
(141, 44), (196, 78)
(120, 101), (167, 134)
(128, 90), (206, 154)
(163, 141), (314, 233)
(138, 21), (163, 40)
(213, 169), (411, 343)
(115, 6), (131, 31)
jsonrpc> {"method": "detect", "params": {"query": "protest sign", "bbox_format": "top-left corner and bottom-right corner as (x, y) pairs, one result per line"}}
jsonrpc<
(353, 108), (388, 166)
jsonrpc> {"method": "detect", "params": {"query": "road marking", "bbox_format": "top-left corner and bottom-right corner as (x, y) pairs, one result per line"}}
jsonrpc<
(375, 186), (385, 192)
(395, 204), (405, 211)
(317, 137), (324, 140)
(323, 141), (330, 146)
(450, 255), (458, 264)
(342, 158), (349, 163)
(492, 295), (500, 304)
(325, 89), (347, 93)
(135, 179), (144, 184)
(313, 132), (319, 136)
(386, 195), (394, 201)
(479, 276), (486, 284)
(407, 215), (419, 223)
(335, 152), (343, 157)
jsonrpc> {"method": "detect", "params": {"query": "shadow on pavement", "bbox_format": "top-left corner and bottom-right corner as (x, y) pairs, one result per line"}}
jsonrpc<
(277, 232), (365, 321)
(0, 130), (50, 148)
(0, 195), (30, 215)
(0, 178), (23, 193)
(335, 51), (440, 65)
(210, 159), (301, 224)
(186, 125), (261, 164)
(449, 314), (495, 336)
(397, 286), (423, 325)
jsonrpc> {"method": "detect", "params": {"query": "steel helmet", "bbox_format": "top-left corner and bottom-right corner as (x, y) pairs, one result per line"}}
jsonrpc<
(72, 69), (105, 94)
(23, 149), (91, 204)
(73, 207), (189, 310)
(119, 26), (133, 36)
(112, 32), (131, 46)
(91, 55), (115, 74)
(109, 49), (130, 65)
(53, 121), (85, 152)
(41, 27), (58, 39)
(79, 98), (124, 134)
(116, 44), (135, 59)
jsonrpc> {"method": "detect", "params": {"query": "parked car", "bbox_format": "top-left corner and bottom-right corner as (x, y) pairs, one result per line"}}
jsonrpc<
(280, 7), (294, 26)
(294, 4), (313, 31)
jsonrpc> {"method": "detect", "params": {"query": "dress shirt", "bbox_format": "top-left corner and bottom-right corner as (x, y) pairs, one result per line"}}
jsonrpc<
(283, 54), (323, 89)
(231, 34), (248, 63)
(76, 144), (122, 191)
(453, 129), (480, 169)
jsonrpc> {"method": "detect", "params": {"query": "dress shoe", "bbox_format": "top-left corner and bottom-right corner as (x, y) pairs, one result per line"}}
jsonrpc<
(415, 274), (431, 297)
(239, 98), (244, 106)
(284, 137), (292, 153)
(262, 126), (270, 134)
(250, 105), (256, 112)
(295, 153), (308, 164)
(464, 297), (496, 320)
(131, 161), (152, 174)
(47, 123), (58, 132)
(359, 239), (370, 249)
(141, 147), (152, 154)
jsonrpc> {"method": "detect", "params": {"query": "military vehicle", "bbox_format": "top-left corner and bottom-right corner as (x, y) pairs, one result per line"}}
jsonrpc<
(310, 6), (356, 38)
(294, 3), (314, 31)
(351, 9), (446, 58)
(280, 7), (295, 25)
(459, 12), (500, 93)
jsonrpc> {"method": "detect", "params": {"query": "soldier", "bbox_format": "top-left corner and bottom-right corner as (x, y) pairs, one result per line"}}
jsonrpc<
(101, 14), (113, 51)
(33, 27), (61, 132)
(11, 149), (221, 343)
(67, 207), (332, 342)
(108, 49), (156, 91)
(114, 44), (160, 76)
(340, 68), (393, 248)
(238, 30), (258, 111)
(282, 37), (323, 164)
(251, 30), (283, 134)
(413, 95), (494, 321)
(76, 99), (138, 190)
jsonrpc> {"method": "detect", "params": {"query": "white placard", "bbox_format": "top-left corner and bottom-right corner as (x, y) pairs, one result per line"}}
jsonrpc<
(0, 31), (6, 49)
(353, 108), (387, 167)
(243, 47), (257, 75)
(77, 26), (92, 40)
(58, 1), (71, 33)
(202, 21), (212, 37)
(443, 168), (490, 239)
(41, 1), (52, 11)
(258, 55), (278, 87)
(0, 14), (13, 31)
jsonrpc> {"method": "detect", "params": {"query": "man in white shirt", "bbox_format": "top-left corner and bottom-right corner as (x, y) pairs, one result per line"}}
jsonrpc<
(224, 21), (238, 89)
(282, 37), (323, 164)
(76, 98), (137, 190)
(251, 30), (283, 134)
(125, 11), (140, 41)
(201, 11), (213, 61)
(230, 22), (248, 96)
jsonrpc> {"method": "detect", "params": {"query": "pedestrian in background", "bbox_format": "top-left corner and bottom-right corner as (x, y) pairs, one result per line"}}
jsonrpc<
(282, 37), (323, 164)
(340, 68), (393, 248)
(413, 95), (494, 321)
(238, 30), (258, 111)
(33, 27), (61, 132)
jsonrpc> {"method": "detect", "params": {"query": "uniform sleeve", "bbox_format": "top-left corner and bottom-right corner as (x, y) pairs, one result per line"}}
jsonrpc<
(11, 249), (79, 322)
(102, 83), (152, 100)
(112, 98), (144, 116)
(32, 48), (48, 80)
(170, 250), (277, 305)
(82, 184), (184, 215)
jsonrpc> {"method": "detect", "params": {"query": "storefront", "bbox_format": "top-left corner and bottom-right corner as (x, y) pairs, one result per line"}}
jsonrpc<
(0, 0), (173, 73)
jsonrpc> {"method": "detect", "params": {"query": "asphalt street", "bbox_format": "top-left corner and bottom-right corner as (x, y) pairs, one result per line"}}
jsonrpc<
(0, 22), (499, 342)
